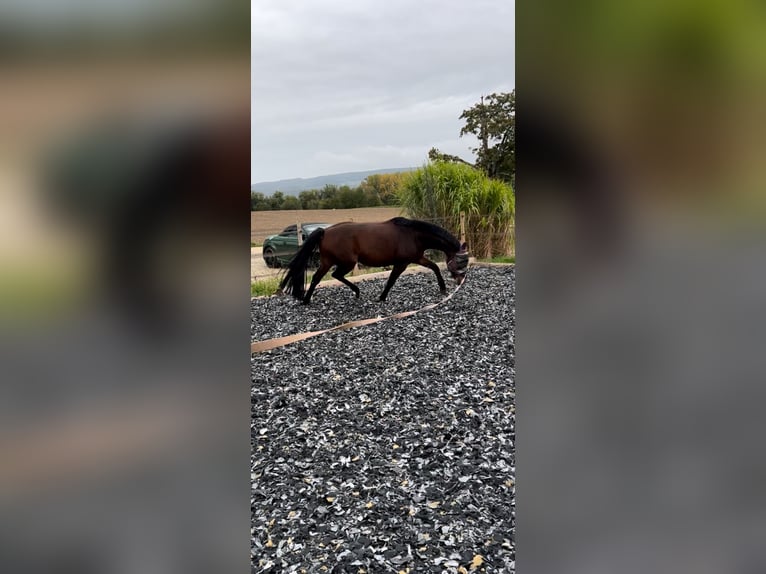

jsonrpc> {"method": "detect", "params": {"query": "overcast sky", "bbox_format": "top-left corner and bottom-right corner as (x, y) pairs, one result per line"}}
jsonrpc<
(251, 0), (514, 183)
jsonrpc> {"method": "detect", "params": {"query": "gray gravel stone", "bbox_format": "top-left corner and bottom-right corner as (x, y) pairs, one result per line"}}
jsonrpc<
(252, 270), (467, 341)
(251, 266), (515, 573)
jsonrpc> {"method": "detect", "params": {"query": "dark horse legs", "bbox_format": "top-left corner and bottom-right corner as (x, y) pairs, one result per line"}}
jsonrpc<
(304, 256), (447, 304)
(417, 256), (447, 293)
(302, 262), (332, 304)
(379, 263), (408, 301)
(332, 263), (360, 298)
(302, 262), (360, 304)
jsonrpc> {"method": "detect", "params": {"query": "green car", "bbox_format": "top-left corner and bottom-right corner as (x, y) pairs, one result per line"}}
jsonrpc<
(262, 223), (331, 268)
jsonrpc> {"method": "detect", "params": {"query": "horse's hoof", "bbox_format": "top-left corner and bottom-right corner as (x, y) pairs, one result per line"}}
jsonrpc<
(440, 289), (447, 295)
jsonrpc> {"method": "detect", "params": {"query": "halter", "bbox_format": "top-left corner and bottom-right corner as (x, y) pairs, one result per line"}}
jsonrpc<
(452, 251), (469, 275)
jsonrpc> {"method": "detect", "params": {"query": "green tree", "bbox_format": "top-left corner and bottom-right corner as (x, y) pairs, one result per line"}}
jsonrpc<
(281, 195), (302, 210)
(251, 191), (272, 211)
(333, 185), (359, 209)
(317, 184), (339, 209)
(360, 173), (403, 206)
(319, 184), (338, 201)
(269, 191), (285, 210)
(298, 189), (321, 209)
(459, 91), (515, 183)
(360, 186), (383, 207)
(427, 148), (473, 166)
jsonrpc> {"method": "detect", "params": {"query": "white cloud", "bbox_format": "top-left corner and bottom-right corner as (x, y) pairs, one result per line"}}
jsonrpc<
(252, 0), (514, 181)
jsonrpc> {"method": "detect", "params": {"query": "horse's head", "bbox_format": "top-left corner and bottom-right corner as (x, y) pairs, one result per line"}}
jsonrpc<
(447, 242), (469, 285)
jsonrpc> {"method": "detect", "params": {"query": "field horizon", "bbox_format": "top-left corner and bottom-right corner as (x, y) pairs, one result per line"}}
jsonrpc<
(251, 206), (404, 244)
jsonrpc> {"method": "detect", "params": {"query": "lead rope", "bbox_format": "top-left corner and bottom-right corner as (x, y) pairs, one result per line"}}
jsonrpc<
(251, 263), (470, 354)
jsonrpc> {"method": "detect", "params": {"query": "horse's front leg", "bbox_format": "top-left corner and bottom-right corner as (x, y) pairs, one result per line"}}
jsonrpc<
(417, 257), (446, 293)
(379, 263), (408, 301)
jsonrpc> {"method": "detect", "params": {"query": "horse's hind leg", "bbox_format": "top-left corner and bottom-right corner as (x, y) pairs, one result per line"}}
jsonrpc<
(417, 256), (447, 293)
(302, 261), (332, 304)
(379, 263), (408, 301)
(332, 263), (360, 298)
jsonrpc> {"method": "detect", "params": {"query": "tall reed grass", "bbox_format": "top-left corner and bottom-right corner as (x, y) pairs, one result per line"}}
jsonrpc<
(397, 162), (515, 258)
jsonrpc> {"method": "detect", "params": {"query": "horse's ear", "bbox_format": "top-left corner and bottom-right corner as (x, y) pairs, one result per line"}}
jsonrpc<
(460, 242), (468, 252)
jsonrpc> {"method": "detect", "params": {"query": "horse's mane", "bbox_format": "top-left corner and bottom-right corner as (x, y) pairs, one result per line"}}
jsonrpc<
(389, 217), (460, 251)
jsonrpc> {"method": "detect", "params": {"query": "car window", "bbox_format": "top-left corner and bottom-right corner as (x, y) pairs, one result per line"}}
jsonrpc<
(279, 225), (296, 236)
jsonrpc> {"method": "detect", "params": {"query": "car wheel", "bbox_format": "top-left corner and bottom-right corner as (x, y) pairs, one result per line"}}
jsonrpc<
(263, 246), (278, 268)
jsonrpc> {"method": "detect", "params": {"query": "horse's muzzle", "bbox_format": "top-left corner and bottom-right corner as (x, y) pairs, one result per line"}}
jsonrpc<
(452, 253), (469, 285)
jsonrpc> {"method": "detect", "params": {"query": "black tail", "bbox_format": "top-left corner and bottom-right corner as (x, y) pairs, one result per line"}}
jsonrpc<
(279, 228), (325, 300)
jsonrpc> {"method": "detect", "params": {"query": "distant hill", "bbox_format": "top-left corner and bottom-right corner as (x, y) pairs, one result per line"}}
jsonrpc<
(251, 167), (417, 196)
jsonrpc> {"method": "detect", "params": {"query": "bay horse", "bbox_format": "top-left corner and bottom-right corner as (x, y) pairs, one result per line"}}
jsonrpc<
(280, 217), (469, 304)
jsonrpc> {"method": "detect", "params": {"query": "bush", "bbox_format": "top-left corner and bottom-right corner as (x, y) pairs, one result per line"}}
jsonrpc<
(281, 196), (302, 210)
(397, 161), (514, 258)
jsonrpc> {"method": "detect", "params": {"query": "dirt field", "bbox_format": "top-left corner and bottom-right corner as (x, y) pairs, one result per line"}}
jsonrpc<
(251, 206), (403, 244)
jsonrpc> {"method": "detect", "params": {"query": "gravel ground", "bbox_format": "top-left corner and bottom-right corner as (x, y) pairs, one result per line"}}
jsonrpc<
(251, 269), (471, 342)
(251, 266), (515, 573)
